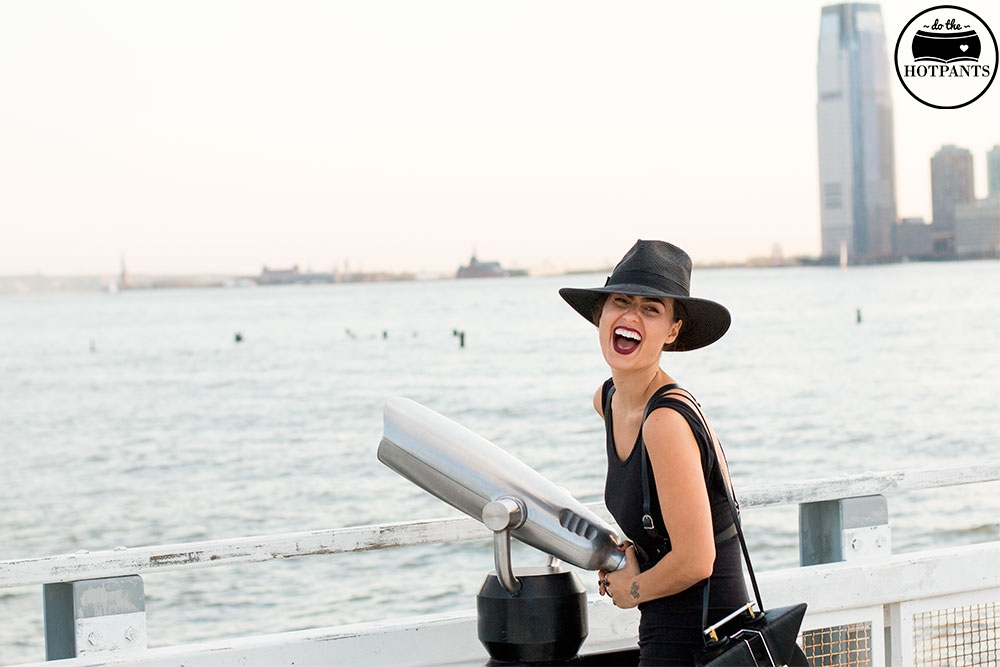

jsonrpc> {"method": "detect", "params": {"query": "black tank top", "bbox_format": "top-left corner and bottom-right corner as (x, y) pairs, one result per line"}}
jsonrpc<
(602, 379), (750, 662)
(602, 379), (737, 568)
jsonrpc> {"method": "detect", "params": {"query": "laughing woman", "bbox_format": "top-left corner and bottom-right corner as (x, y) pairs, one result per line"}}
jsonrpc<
(559, 240), (748, 666)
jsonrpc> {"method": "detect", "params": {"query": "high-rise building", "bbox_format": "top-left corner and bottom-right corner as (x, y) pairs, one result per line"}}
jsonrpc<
(816, 3), (897, 261)
(987, 145), (1000, 199)
(954, 197), (1000, 256)
(930, 145), (975, 227)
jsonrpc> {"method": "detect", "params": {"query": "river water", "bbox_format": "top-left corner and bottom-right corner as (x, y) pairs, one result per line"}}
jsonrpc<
(2, 261), (999, 664)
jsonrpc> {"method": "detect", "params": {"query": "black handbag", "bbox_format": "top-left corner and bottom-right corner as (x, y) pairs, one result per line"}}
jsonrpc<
(697, 599), (809, 666)
(635, 386), (809, 667)
(695, 476), (808, 666)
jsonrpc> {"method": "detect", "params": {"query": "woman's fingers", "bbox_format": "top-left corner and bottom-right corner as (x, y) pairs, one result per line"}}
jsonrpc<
(598, 571), (610, 597)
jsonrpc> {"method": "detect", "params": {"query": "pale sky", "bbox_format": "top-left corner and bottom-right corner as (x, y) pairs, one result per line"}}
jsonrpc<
(1, 1), (997, 277)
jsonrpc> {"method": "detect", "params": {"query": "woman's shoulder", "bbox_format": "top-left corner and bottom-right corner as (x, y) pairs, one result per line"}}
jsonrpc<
(593, 378), (614, 417)
(642, 386), (705, 445)
(642, 403), (693, 440)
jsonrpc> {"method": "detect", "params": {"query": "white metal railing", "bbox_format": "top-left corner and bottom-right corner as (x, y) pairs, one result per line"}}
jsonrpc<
(2, 461), (1000, 667)
(4, 461), (999, 589)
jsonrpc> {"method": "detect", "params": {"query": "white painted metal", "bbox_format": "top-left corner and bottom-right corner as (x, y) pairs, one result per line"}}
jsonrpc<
(842, 524), (891, 561)
(800, 494), (891, 565)
(8, 543), (999, 666)
(758, 541), (1000, 612)
(75, 612), (147, 658)
(0, 517), (492, 589)
(4, 461), (998, 590)
(738, 460), (1000, 508)
(43, 575), (147, 660)
(3, 463), (1000, 666)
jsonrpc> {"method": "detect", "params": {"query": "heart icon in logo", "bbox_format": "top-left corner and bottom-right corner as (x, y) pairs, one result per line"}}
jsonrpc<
(960, 44), (969, 51)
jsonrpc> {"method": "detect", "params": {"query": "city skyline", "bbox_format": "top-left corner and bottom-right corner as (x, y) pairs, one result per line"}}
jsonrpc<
(1, 1), (998, 277)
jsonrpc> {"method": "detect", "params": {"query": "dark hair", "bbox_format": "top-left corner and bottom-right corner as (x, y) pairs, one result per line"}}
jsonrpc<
(590, 294), (609, 324)
(663, 299), (687, 351)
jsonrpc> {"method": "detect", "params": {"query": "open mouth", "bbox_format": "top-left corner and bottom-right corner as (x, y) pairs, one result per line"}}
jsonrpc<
(613, 327), (641, 355)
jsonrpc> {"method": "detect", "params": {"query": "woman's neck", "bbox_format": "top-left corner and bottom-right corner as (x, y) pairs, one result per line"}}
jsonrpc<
(610, 367), (673, 414)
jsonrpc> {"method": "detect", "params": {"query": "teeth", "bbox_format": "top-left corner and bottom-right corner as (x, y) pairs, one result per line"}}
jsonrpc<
(615, 328), (641, 341)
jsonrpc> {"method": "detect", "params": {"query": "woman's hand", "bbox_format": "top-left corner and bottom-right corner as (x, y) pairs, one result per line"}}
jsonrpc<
(598, 542), (641, 609)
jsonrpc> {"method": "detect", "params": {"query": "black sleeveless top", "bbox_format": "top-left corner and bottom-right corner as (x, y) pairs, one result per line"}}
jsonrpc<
(602, 379), (748, 623)
(602, 380), (736, 565)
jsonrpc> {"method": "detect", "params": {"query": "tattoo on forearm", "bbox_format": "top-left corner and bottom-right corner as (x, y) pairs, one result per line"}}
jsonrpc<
(630, 582), (640, 600)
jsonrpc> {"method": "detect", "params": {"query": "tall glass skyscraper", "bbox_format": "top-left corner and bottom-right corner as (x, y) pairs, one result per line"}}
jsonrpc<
(816, 3), (897, 260)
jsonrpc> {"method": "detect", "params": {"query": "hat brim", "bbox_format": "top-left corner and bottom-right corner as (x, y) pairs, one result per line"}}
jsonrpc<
(559, 284), (730, 351)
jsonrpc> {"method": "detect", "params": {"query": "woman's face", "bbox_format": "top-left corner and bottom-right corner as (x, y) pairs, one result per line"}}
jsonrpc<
(598, 293), (682, 370)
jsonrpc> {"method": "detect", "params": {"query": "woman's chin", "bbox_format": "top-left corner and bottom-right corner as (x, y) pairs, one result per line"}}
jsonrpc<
(603, 349), (657, 373)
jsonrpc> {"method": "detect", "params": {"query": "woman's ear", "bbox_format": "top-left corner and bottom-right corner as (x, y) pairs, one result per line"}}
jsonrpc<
(666, 319), (682, 345)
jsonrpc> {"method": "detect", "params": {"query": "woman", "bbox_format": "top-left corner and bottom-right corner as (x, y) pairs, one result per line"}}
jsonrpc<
(559, 240), (748, 665)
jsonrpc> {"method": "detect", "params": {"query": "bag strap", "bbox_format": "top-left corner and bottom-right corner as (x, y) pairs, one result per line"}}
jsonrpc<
(663, 387), (765, 629)
(637, 384), (678, 545)
(604, 382), (676, 545)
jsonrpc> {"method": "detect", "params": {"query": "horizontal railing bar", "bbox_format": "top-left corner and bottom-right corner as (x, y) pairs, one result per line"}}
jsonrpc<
(3, 461), (998, 589)
(0, 517), (493, 589)
(10, 541), (1000, 667)
(737, 460), (1000, 508)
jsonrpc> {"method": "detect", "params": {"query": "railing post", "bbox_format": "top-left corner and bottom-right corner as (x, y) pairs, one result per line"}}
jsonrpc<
(799, 494), (891, 565)
(799, 495), (891, 665)
(43, 575), (147, 660)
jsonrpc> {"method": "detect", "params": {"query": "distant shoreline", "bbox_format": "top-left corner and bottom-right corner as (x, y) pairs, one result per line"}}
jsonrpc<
(2, 254), (997, 295)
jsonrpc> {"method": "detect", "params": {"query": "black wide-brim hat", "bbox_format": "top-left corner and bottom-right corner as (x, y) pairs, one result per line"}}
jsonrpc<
(559, 240), (731, 351)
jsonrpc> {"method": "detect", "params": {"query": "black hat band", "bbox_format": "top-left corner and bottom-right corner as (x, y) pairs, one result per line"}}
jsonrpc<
(607, 269), (690, 298)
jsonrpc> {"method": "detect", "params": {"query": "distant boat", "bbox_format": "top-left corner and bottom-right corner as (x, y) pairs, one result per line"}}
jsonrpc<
(254, 265), (333, 285)
(456, 255), (528, 279)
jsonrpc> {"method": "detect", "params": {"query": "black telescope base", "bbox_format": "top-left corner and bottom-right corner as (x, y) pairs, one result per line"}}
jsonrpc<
(477, 567), (588, 664)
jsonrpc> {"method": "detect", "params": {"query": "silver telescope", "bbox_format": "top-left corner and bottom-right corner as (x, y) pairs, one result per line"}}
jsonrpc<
(377, 396), (626, 576)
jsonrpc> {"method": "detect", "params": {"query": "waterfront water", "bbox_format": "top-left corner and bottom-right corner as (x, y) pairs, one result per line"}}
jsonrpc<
(1, 261), (999, 664)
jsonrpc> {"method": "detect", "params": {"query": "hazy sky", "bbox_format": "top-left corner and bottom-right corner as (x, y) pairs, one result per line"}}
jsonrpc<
(1, 1), (998, 277)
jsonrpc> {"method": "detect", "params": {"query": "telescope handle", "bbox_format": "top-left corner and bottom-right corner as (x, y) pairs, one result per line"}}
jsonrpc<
(484, 498), (525, 595)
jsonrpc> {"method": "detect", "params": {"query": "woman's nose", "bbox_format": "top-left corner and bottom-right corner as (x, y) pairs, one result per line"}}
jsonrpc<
(619, 308), (640, 325)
